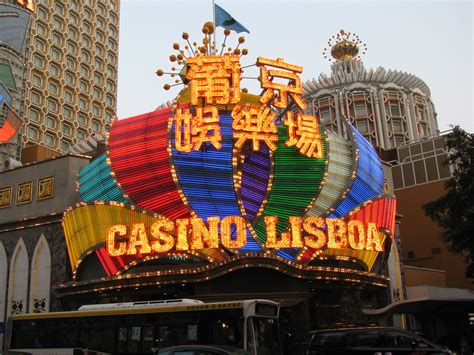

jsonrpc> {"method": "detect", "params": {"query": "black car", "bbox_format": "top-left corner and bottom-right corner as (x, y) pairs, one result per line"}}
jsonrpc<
(307, 327), (451, 354)
(155, 344), (250, 355)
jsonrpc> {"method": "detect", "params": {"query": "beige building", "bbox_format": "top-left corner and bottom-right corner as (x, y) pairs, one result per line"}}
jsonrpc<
(23, 0), (120, 154)
(303, 31), (439, 150)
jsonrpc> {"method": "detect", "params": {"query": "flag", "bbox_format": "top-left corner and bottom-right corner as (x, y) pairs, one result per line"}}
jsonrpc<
(0, 104), (22, 143)
(215, 4), (249, 33)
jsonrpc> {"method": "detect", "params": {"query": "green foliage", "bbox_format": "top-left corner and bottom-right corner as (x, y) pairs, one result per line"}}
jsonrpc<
(423, 126), (474, 276)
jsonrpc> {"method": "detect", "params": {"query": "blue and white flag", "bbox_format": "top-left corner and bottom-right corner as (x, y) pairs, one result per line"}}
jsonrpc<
(215, 4), (249, 33)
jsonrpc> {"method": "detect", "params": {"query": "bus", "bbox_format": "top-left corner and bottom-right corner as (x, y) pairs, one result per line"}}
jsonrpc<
(5, 299), (282, 355)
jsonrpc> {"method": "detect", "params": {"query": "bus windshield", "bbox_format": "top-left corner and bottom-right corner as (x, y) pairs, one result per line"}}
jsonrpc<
(250, 317), (282, 355)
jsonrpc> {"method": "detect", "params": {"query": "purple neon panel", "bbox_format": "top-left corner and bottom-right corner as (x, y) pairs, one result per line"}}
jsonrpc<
(240, 145), (270, 223)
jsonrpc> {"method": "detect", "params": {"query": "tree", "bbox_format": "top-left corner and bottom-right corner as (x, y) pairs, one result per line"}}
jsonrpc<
(423, 126), (474, 277)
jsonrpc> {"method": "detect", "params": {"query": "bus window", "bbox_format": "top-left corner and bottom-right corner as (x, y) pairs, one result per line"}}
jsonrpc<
(143, 325), (154, 352)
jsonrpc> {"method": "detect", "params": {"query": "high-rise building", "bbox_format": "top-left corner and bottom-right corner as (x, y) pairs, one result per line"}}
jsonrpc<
(303, 30), (439, 150)
(0, 1), (32, 162)
(22, 0), (120, 154)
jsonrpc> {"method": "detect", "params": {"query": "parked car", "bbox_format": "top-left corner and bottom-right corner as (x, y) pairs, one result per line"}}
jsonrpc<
(154, 344), (250, 355)
(307, 327), (452, 354)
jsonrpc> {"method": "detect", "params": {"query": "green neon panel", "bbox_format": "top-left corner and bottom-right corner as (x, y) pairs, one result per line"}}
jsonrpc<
(253, 125), (327, 244)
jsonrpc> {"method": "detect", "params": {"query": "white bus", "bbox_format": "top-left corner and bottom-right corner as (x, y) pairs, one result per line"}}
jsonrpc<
(5, 299), (282, 354)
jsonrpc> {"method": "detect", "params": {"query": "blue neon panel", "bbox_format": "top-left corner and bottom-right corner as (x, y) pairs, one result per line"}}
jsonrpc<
(328, 125), (384, 218)
(79, 154), (130, 204)
(171, 110), (262, 252)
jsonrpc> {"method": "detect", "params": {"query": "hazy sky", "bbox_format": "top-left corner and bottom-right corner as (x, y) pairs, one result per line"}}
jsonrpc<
(117, 0), (473, 132)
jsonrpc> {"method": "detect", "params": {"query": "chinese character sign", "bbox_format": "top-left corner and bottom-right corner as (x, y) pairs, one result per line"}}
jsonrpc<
(174, 54), (324, 159)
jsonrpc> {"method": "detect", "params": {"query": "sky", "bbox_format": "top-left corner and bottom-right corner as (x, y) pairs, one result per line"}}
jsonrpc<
(117, 0), (473, 133)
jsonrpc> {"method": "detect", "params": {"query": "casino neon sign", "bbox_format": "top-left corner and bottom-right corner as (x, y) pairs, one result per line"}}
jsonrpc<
(63, 24), (396, 278)
(106, 216), (384, 257)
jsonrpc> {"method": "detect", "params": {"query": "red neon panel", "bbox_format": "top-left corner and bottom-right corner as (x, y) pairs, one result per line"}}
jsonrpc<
(108, 107), (191, 219)
(299, 197), (397, 263)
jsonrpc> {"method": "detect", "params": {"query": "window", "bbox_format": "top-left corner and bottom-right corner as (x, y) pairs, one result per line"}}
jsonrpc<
(79, 98), (87, 109)
(53, 17), (63, 30)
(30, 109), (40, 122)
(93, 105), (101, 116)
(94, 74), (102, 85)
(98, 4), (105, 15)
(38, 7), (48, 20)
(46, 116), (56, 129)
(106, 80), (114, 92)
(62, 123), (72, 136)
(95, 44), (104, 56)
(354, 104), (367, 118)
(107, 66), (115, 78)
(48, 82), (58, 95)
(80, 80), (89, 92)
(64, 90), (73, 103)
(84, 9), (93, 20)
(95, 59), (103, 70)
(55, 3), (64, 15)
(51, 48), (61, 60)
(47, 99), (57, 112)
(96, 30), (104, 42)
(67, 57), (76, 70)
(63, 106), (73, 119)
(44, 133), (55, 147)
(77, 130), (86, 141)
(83, 21), (92, 34)
(107, 52), (115, 64)
(67, 42), (76, 55)
(93, 88), (101, 99)
(37, 23), (47, 36)
(34, 55), (44, 68)
(31, 91), (41, 104)
(92, 120), (100, 132)
(82, 36), (91, 49)
(70, 13), (78, 25)
(65, 72), (74, 85)
(108, 39), (116, 50)
(106, 95), (113, 106)
(320, 110), (330, 122)
(68, 28), (77, 40)
(108, 25), (117, 37)
(71, 0), (79, 11)
(392, 119), (403, 133)
(395, 135), (405, 146)
(356, 120), (369, 133)
(389, 103), (401, 117)
(78, 114), (87, 126)
(81, 66), (90, 77)
(28, 127), (38, 140)
(50, 64), (60, 77)
(52, 32), (62, 45)
(81, 50), (91, 62)
(35, 38), (45, 52)
(32, 74), (42, 87)
(109, 13), (116, 24)
(61, 140), (70, 151)
(105, 111), (113, 123)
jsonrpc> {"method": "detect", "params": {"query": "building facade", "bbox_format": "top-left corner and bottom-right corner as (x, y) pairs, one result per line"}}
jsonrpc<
(303, 31), (439, 150)
(0, 154), (91, 349)
(22, 0), (120, 154)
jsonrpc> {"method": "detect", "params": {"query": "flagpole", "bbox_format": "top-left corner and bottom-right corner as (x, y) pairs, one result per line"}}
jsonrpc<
(212, 0), (217, 54)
